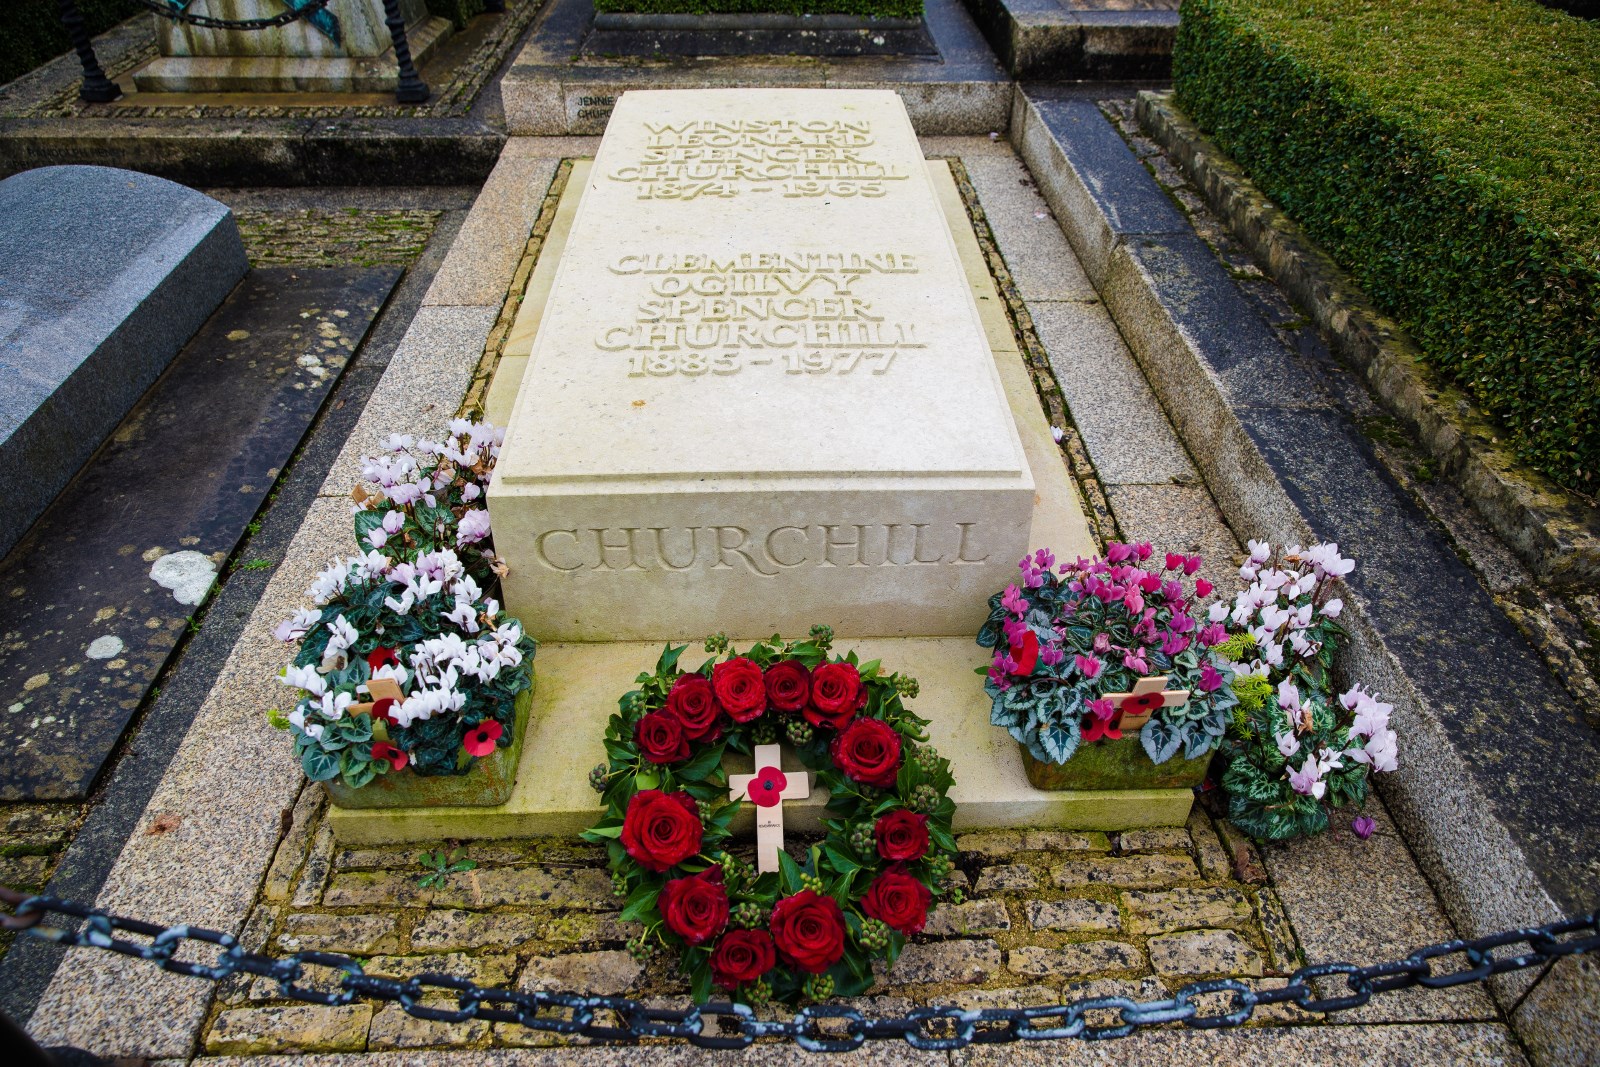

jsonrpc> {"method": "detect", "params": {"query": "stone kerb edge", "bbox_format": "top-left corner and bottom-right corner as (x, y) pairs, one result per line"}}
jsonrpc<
(1134, 90), (1600, 591)
(1009, 91), (1588, 1045)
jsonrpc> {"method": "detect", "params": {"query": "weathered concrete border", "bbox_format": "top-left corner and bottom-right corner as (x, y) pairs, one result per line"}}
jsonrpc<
(1011, 88), (1600, 1065)
(1135, 90), (1600, 591)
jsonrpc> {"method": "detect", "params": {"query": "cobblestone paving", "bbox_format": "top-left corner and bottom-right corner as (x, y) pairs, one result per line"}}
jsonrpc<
(197, 794), (1311, 1054)
(0, 804), (83, 959)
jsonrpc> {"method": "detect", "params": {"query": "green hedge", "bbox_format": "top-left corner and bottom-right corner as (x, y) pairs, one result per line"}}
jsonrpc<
(1174, 0), (1600, 493)
(2, 0), (141, 89)
(593, 0), (923, 18)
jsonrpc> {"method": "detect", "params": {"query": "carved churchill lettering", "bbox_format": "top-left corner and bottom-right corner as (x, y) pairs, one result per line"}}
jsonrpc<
(527, 522), (998, 577)
(492, 89), (1035, 639)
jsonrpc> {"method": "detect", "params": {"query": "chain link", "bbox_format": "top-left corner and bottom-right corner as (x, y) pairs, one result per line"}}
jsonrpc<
(128, 0), (339, 32)
(3, 886), (1595, 1049)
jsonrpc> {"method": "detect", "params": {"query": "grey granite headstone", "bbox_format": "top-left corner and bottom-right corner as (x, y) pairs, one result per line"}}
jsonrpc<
(0, 165), (248, 558)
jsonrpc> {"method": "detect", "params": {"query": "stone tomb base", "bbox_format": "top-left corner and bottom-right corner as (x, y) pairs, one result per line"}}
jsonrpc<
(328, 637), (1195, 844)
(327, 158), (1191, 844)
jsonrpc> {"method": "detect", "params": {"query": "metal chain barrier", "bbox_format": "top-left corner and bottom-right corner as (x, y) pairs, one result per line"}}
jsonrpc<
(55, 0), (453, 104)
(127, 0), (338, 31)
(4, 885), (1597, 1050)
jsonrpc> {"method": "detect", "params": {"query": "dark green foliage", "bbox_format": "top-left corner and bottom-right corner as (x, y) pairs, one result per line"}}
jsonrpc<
(592, 0), (923, 19)
(1173, 0), (1600, 492)
(582, 635), (957, 1005)
(3, 0), (140, 88)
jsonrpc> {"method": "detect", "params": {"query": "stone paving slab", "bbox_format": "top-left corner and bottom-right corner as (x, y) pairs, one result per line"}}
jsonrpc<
(1027, 300), (1196, 488)
(0, 266), (398, 801)
(1263, 804), (1497, 1024)
(959, 156), (1097, 302)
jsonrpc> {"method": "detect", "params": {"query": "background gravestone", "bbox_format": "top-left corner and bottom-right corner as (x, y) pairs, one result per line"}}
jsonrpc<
(0, 165), (248, 559)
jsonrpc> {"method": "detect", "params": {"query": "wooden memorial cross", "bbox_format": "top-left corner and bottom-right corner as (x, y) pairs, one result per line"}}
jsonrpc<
(349, 675), (405, 723)
(728, 744), (811, 874)
(1105, 675), (1192, 732)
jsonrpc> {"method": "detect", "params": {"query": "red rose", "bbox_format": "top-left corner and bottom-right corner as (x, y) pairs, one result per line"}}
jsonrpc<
(769, 889), (846, 974)
(830, 717), (902, 788)
(666, 673), (721, 741)
(659, 868), (729, 945)
(804, 661), (865, 730)
(635, 709), (689, 765)
(1009, 630), (1039, 676)
(861, 866), (932, 935)
(874, 809), (929, 862)
(620, 789), (702, 872)
(712, 657), (767, 723)
(710, 929), (776, 989)
(764, 660), (811, 713)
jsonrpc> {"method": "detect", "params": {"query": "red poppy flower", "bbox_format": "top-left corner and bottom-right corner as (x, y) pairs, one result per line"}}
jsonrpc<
(463, 719), (504, 758)
(747, 765), (788, 808)
(1081, 710), (1122, 744)
(1009, 630), (1039, 676)
(370, 698), (398, 725)
(366, 646), (399, 670)
(1120, 692), (1164, 718)
(370, 740), (408, 771)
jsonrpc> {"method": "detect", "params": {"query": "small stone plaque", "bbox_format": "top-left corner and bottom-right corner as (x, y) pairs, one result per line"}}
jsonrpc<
(491, 89), (1034, 640)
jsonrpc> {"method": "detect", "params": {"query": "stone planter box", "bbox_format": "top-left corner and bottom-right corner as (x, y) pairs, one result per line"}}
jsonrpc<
(1020, 735), (1212, 792)
(323, 684), (533, 809)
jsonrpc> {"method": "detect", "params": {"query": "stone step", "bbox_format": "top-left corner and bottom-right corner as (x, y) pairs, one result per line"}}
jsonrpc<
(500, 0), (1011, 135)
(0, 266), (399, 802)
(327, 635), (1196, 844)
(963, 0), (1179, 80)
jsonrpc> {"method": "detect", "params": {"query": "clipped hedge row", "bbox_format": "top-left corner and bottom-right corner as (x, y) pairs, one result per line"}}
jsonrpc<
(593, 0), (922, 18)
(2, 0), (140, 89)
(1174, 0), (1600, 492)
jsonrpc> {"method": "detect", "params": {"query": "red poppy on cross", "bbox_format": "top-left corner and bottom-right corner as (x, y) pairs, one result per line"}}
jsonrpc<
(1105, 675), (1192, 732)
(728, 743), (811, 874)
(350, 675), (405, 724)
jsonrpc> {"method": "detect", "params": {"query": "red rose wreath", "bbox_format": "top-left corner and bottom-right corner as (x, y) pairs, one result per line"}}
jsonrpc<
(582, 628), (959, 1005)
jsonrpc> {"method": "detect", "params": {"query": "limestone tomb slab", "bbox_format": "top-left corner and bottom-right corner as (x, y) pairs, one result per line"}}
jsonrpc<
(490, 89), (1034, 641)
